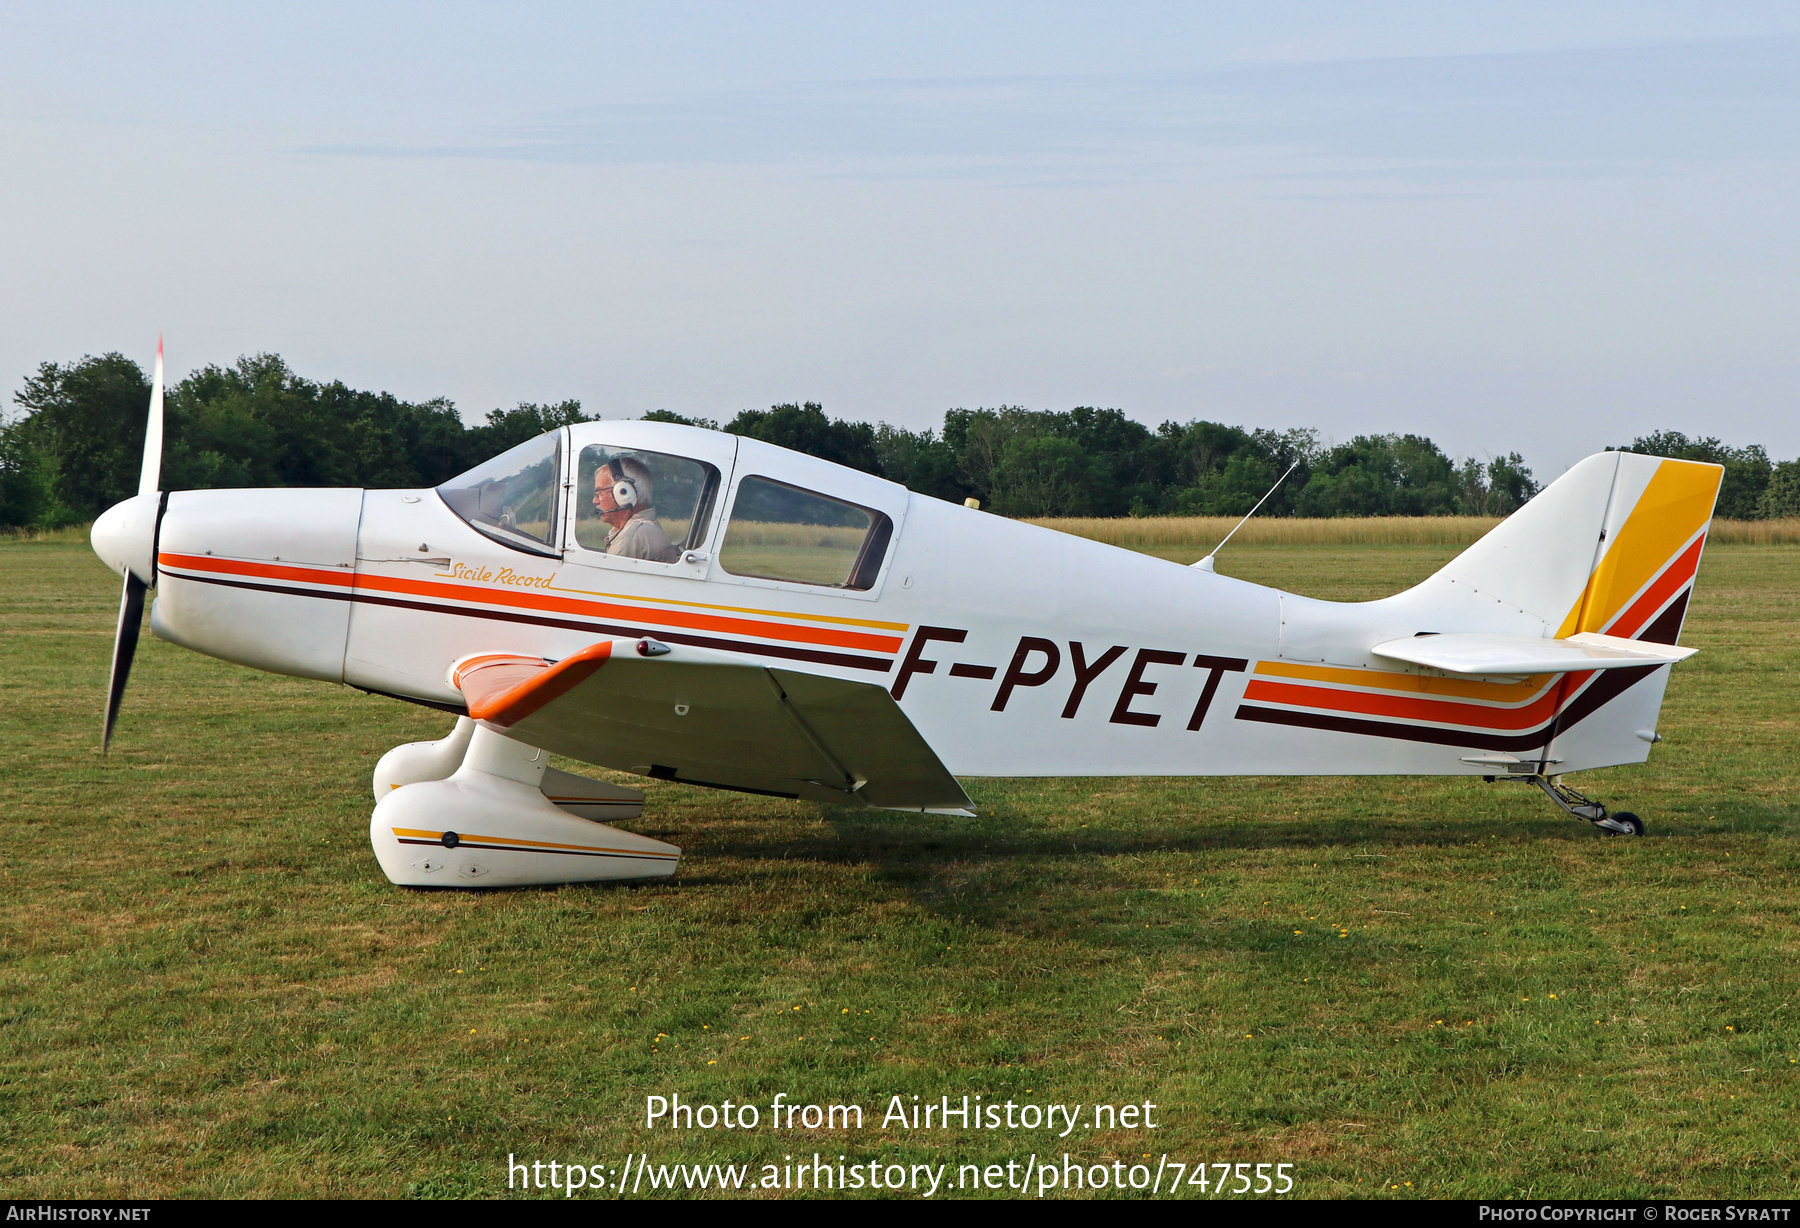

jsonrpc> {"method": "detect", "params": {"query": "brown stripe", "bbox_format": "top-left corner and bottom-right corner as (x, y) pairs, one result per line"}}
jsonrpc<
(1633, 590), (1691, 647)
(1234, 661), (1662, 752)
(1545, 662), (1661, 730)
(161, 550), (902, 652)
(165, 569), (894, 673)
(1235, 704), (1554, 752)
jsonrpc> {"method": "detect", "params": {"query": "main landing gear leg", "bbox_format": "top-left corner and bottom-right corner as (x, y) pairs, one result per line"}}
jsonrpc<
(1526, 774), (1644, 837)
(373, 715), (648, 820)
(368, 723), (678, 887)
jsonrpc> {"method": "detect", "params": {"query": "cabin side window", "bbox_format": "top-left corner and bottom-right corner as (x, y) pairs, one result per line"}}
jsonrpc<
(436, 432), (563, 557)
(575, 445), (720, 563)
(719, 476), (893, 590)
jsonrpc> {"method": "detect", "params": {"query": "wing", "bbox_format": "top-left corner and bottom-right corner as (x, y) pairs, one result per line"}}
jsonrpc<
(1370, 631), (1698, 677)
(452, 639), (973, 812)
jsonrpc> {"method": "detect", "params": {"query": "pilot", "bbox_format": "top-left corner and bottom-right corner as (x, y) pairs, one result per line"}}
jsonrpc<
(593, 456), (680, 563)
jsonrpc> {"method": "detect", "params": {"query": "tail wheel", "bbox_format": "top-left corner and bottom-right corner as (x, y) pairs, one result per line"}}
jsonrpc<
(1610, 812), (1645, 837)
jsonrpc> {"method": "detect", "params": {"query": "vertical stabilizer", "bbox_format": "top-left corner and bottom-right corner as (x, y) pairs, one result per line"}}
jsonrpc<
(1389, 450), (1723, 772)
(1413, 451), (1722, 646)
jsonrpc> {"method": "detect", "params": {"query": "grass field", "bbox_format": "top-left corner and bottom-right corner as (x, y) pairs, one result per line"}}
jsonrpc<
(2, 529), (1796, 1199)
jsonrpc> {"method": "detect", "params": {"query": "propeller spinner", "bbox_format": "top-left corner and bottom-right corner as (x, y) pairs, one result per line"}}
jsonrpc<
(89, 338), (166, 751)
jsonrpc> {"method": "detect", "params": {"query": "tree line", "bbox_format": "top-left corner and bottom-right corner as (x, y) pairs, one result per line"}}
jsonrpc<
(666, 403), (1543, 520)
(0, 352), (587, 528)
(4, 350), (1796, 527)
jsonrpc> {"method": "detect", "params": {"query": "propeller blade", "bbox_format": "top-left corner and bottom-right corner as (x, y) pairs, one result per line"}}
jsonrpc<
(139, 336), (163, 498)
(101, 337), (166, 751)
(103, 572), (148, 753)
(102, 572), (147, 745)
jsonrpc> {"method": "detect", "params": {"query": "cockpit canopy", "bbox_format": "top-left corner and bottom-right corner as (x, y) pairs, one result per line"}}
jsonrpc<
(436, 423), (900, 592)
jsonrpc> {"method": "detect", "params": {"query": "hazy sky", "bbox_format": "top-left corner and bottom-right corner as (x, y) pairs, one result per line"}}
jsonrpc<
(5, 3), (1798, 478)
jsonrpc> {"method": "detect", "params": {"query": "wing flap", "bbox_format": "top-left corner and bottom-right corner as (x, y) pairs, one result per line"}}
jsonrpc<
(1370, 631), (1698, 677)
(451, 639), (970, 810)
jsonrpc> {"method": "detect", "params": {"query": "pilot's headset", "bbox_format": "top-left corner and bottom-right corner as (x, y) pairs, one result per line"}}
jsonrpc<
(603, 458), (641, 510)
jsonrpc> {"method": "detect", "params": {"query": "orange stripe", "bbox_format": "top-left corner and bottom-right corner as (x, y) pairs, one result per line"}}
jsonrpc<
(159, 552), (354, 587)
(1253, 660), (1555, 703)
(160, 551), (903, 653)
(546, 582), (909, 631)
(1604, 534), (1703, 639)
(366, 570), (903, 651)
(1243, 678), (1566, 731)
(1540, 667), (1598, 741)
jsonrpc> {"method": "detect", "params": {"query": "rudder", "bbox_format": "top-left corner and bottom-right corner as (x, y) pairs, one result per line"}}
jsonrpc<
(1415, 451), (1721, 647)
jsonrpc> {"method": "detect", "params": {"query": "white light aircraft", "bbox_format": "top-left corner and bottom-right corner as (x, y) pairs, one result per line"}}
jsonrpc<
(90, 345), (1723, 887)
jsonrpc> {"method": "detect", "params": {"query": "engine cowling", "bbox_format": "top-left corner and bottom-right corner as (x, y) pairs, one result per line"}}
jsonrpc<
(148, 487), (364, 683)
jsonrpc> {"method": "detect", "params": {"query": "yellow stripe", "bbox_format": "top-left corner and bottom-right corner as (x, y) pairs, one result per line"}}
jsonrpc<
(543, 582), (909, 631)
(1557, 459), (1722, 636)
(390, 827), (676, 859)
(1254, 659), (1554, 702)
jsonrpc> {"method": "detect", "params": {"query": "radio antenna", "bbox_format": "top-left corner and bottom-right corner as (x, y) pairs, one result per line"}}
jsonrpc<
(1193, 459), (1301, 573)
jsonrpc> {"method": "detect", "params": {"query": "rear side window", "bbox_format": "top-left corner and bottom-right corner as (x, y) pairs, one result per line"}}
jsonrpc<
(719, 476), (893, 590)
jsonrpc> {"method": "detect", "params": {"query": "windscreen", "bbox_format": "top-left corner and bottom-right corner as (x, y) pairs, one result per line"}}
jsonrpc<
(436, 432), (563, 556)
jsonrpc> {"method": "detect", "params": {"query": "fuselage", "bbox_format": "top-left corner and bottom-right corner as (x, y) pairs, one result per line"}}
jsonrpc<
(132, 421), (1683, 781)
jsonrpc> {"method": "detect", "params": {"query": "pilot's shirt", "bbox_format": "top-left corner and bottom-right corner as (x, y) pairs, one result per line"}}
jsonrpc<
(607, 508), (680, 563)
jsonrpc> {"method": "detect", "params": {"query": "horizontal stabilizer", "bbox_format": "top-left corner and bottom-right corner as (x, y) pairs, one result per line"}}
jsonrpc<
(1370, 631), (1698, 677)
